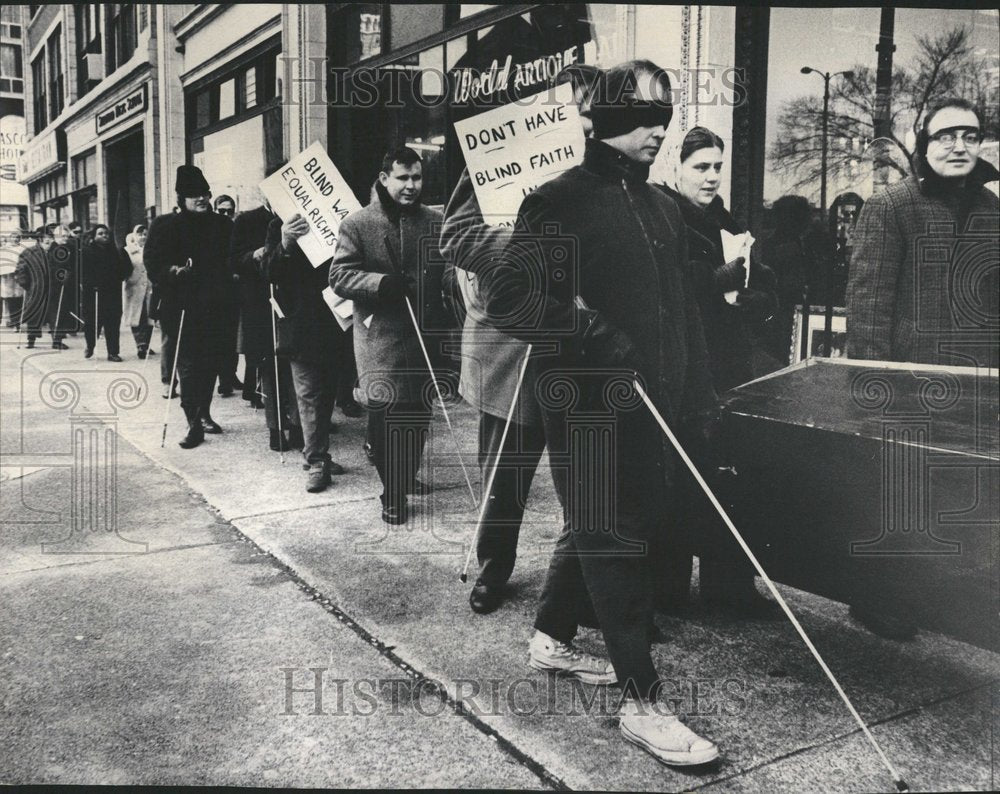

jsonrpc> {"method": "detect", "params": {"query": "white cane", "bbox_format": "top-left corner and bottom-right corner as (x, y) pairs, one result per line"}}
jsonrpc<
(54, 284), (65, 350)
(634, 380), (908, 793)
(460, 344), (532, 583)
(269, 285), (285, 464)
(161, 309), (186, 448)
(402, 292), (478, 510)
(94, 290), (100, 341)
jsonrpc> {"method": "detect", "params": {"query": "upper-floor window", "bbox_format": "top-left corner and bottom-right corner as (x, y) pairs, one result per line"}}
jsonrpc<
(0, 41), (23, 94)
(47, 24), (63, 119)
(31, 53), (46, 130)
(105, 3), (137, 74)
(1, 5), (23, 39)
(75, 4), (102, 95)
(188, 47), (280, 135)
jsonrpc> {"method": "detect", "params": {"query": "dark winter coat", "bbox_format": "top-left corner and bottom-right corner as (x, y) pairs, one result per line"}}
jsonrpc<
(143, 209), (234, 349)
(846, 173), (999, 368)
(230, 205), (278, 359)
(15, 242), (78, 328)
(483, 138), (717, 503)
(329, 184), (449, 407)
(440, 168), (541, 425)
(258, 215), (342, 362)
(80, 239), (131, 314)
(657, 185), (778, 392)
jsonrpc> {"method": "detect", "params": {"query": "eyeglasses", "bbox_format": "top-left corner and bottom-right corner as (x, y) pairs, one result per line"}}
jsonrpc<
(217, 207), (234, 217)
(928, 129), (982, 149)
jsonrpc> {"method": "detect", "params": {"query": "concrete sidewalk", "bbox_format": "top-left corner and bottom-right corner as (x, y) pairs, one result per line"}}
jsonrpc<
(2, 336), (997, 791)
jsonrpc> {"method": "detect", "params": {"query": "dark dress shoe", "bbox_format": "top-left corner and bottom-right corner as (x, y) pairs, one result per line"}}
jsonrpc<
(381, 502), (408, 525)
(406, 479), (432, 496)
(25, 338), (35, 349)
(286, 425), (304, 450)
(178, 425), (205, 449)
(269, 429), (291, 452)
(339, 401), (364, 418)
(52, 341), (69, 350)
(137, 350), (147, 359)
(162, 384), (179, 399)
(107, 354), (123, 362)
(201, 417), (223, 434)
(218, 384), (234, 397)
(249, 396), (265, 410)
(849, 604), (918, 641)
(363, 440), (375, 465)
(84, 347), (94, 358)
(469, 581), (503, 614)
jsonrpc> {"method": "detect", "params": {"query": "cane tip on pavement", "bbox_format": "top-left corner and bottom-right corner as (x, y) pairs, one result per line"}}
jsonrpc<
(459, 573), (468, 583)
(896, 780), (909, 792)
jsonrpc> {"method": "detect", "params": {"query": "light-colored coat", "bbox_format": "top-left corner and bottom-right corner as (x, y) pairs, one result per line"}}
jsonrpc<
(122, 235), (152, 327)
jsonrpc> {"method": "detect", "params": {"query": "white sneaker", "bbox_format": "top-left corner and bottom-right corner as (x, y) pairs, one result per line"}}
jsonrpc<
(527, 631), (617, 685)
(619, 699), (720, 766)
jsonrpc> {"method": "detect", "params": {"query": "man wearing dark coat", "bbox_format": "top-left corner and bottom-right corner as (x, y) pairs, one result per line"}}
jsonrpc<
(144, 165), (234, 449)
(330, 146), (449, 524)
(483, 61), (721, 767)
(80, 224), (131, 361)
(16, 225), (76, 349)
(230, 200), (302, 452)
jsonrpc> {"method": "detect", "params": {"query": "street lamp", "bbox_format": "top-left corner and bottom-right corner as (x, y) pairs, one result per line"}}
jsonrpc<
(800, 65), (854, 357)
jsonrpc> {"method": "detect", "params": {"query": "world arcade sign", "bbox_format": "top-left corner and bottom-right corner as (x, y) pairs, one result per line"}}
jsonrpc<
(95, 85), (147, 135)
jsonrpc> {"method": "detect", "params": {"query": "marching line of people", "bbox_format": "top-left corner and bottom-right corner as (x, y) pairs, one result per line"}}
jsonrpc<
(5, 54), (995, 776)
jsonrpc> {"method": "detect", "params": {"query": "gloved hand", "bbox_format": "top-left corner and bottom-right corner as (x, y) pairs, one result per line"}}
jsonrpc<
(280, 214), (310, 251)
(378, 273), (416, 304)
(733, 288), (774, 321)
(579, 309), (639, 370)
(168, 262), (194, 283)
(712, 256), (746, 292)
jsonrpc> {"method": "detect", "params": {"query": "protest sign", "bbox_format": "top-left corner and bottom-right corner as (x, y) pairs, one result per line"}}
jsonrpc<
(454, 82), (585, 226)
(259, 141), (362, 268)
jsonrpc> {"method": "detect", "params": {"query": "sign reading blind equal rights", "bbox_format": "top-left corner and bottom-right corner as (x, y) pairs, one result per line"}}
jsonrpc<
(454, 82), (585, 226)
(259, 141), (362, 268)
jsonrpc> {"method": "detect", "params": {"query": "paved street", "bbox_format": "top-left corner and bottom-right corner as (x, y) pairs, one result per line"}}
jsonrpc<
(1, 333), (997, 791)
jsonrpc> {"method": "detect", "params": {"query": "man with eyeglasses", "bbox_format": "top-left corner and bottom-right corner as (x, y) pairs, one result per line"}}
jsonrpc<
(845, 97), (999, 641)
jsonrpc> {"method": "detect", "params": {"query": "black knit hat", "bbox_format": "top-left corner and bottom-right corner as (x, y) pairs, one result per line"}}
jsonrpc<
(175, 164), (211, 198)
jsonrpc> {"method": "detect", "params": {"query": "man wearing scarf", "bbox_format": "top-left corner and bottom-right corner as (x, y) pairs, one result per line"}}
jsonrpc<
(483, 61), (721, 766)
(329, 146), (449, 523)
(845, 98), (999, 640)
(144, 165), (234, 449)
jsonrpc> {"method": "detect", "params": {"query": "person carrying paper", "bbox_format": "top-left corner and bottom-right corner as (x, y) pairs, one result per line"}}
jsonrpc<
(654, 126), (781, 620)
(258, 210), (348, 492)
(329, 146), (449, 525)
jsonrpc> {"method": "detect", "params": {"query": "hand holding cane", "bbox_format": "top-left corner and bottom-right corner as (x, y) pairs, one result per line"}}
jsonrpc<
(383, 237), (479, 510)
(633, 380), (908, 792)
(460, 344), (532, 583)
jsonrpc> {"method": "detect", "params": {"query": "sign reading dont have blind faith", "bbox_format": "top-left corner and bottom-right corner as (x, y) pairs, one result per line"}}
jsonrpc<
(454, 82), (585, 226)
(259, 141), (362, 268)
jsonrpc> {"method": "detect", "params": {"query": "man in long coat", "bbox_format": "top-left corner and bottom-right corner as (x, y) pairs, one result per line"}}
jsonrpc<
(144, 165), (234, 448)
(80, 224), (131, 361)
(330, 146), (449, 524)
(483, 61), (721, 766)
(16, 224), (76, 349)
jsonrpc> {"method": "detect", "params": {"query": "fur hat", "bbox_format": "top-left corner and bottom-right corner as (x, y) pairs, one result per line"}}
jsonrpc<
(175, 164), (210, 198)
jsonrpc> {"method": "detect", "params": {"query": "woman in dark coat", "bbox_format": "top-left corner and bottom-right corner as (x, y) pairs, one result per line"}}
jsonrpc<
(81, 224), (131, 361)
(655, 126), (780, 618)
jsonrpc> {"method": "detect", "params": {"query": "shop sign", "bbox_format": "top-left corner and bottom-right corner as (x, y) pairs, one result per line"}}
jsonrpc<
(95, 85), (147, 135)
(454, 82), (585, 226)
(16, 127), (65, 183)
(259, 141), (362, 268)
(0, 116), (29, 201)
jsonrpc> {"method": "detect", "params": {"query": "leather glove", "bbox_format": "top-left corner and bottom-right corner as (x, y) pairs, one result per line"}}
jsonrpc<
(712, 256), (746, 292)
(378, 273), (416, 304)
(280, 214), (310, 251)
(579, 309), (638, 370)
(168, 263), (193, 283)
(733, 288), (774, 322)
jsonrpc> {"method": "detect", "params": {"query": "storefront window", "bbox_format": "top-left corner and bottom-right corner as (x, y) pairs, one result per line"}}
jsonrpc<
(219, 78), (236, 120)
(72, 150), (96, 190)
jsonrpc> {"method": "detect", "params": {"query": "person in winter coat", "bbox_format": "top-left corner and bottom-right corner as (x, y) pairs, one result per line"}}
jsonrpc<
(123, 225), (154, 358)
(330, 146), (449, 524)
(440, 63), (601, 615)
(845, 98), (999, 642)
(1, 230), (26, 328)
(144, 165), (234, 448)
(80, 224), (131, 361)
(213, 194), (242, 398)
(230, 199), (302, 452)
(654, 126), (781, 620)
(482, 61), (720, 767)
(17, 224), (76, 349)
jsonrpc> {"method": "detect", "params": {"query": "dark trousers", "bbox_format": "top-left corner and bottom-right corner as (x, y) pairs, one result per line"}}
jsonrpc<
(289, 355), (338, 465)
(533, 403), (667, 703)
(82, 289), (121, 355)
(475, 412), (546, 587)
(3, 297), (23, 327)
(160, 316), (178, 384)
(176, 345), (221, 428)
(242, 361), (259, 401)
(131, 299), (153, 355)
(332, 328), (358, 407)
(367, 401), (432, 509)
(260, 355), (300, 431)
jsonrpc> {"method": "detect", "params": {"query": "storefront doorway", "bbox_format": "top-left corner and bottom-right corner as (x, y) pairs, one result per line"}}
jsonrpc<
(103, 128), (145, 246)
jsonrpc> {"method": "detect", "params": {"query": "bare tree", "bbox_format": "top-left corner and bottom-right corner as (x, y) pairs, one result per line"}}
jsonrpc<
(769, 26), (997, 196)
